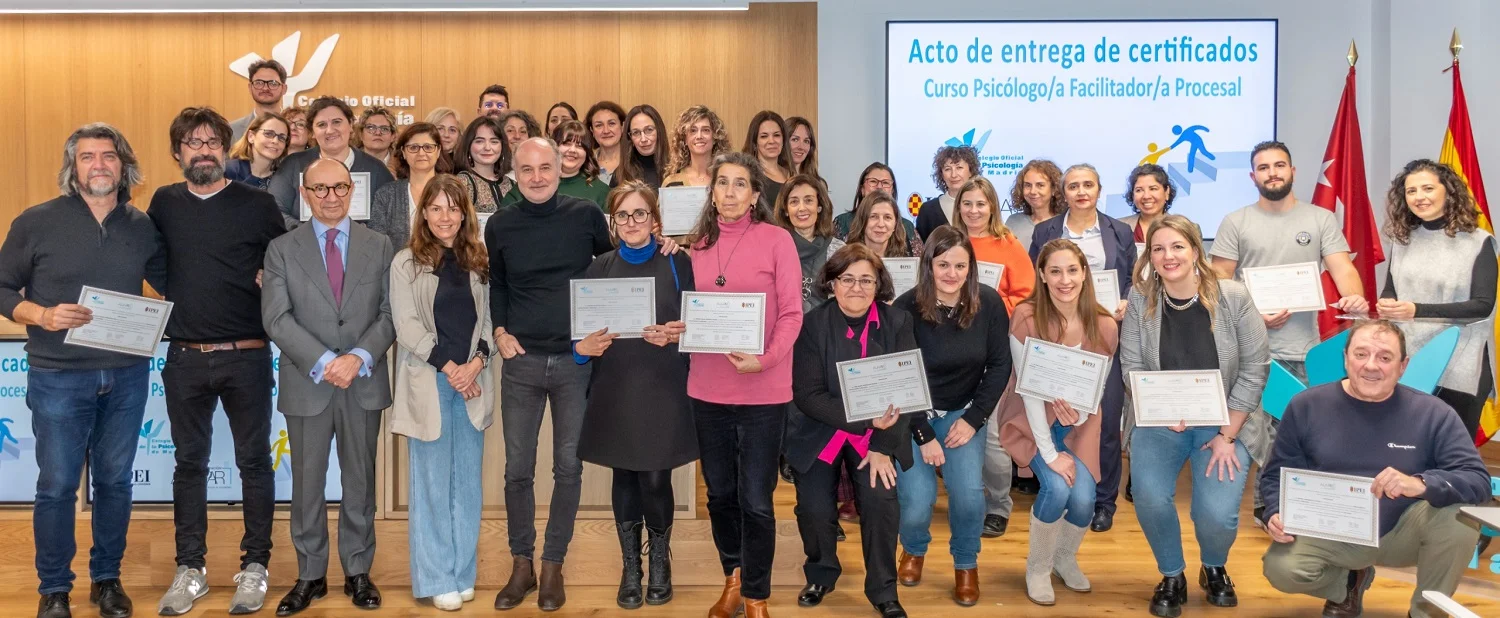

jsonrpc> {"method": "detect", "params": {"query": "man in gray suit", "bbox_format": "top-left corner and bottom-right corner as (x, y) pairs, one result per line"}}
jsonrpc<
(261, 158), (395, 617)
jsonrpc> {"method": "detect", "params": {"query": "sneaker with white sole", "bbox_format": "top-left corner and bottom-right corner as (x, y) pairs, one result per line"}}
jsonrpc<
(432, 591), (462, 611)
(229, 564), (269, 615)
(157, 565), (208, 616)
(460, 588), (475, 602)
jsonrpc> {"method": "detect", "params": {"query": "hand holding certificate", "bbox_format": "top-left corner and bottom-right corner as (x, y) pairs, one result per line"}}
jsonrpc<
(64, 286), (173, 357)
(1279, 467), (1380, 547)
(836, 350), (933, 422)
(679, 291), (766, 355)
(658, 186), (708, 236)
(885, 258), (919, 297)
(1243, 262), (1325, 314)
(1015, 337), (1110, 414)
(1129, 370), (1230, 427)
(570, 278), (655, 339)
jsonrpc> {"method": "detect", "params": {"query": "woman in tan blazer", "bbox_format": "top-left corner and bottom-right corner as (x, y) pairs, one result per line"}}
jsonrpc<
(388, 173), (495, 611)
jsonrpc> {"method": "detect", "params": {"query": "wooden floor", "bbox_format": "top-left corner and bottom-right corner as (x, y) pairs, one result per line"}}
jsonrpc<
(2, 465), (1498, 617)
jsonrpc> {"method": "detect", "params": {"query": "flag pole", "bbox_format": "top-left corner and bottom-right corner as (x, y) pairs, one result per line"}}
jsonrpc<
(1347, 39), (1358, 67)
(1450, 27), (1463, 61)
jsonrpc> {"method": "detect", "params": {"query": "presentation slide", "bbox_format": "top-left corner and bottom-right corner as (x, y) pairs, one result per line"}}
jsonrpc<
(886, 20), (1278, 238)
(0, 341), (342, 503)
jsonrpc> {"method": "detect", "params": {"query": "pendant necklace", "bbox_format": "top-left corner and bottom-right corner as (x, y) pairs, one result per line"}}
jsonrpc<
(715, 222), (751, 287)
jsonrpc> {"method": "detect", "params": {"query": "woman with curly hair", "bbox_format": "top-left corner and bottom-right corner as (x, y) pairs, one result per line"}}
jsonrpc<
(1377, 158), (1496, 440)
(1003, 159), (1065, 250)
(1118, 163), (1177, 243)
(914, 145), (980, 241)
(663, 105), (733, 188)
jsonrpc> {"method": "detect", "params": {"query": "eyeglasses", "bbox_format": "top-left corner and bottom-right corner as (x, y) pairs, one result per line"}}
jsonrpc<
(303, 183), (352, 198)
(612, 209), (652, 225)
(250, 79), (283, 89)
(289, 121), (307, 130)
(258, 129), (289, 144)
(481, 101), (508, 110)
(403, 143), (439, 154)
(835, 276), (878, 290)
(863, 178), (895, 190)
(180, 138), (224, 150)
(363, 125), (393, 136)
(629, 127), (657, 139)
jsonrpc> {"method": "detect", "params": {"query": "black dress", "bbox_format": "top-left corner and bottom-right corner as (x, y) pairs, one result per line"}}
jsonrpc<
(576, 250), (699, 470)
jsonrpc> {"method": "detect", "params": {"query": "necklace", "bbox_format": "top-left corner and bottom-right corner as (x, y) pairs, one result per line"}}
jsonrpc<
(1163, 291), (1200, 311)
(715, 222), (751, 287)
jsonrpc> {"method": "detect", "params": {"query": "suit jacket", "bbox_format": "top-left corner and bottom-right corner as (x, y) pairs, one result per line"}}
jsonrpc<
(1028, 212), (1137, 298)
(266, 148), (396, 227)
(262, 220), (396, 416)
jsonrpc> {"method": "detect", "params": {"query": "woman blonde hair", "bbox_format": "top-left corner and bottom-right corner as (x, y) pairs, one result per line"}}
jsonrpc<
(1130, 214), (1221, 319)
(668, 105), (732, 175)
(954, 176), (1012, 240)
(1026, 239), (1113, 349)
(228, 112), (290, 164)
(407, 174), (489, 283)
(846, 190), (911, 258)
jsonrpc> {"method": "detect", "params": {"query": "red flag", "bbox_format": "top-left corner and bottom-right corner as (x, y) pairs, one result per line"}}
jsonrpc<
(1311, 66), (1383, 338)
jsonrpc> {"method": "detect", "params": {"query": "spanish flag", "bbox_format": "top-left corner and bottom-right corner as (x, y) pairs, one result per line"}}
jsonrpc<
(1438, 61), (1495, 445)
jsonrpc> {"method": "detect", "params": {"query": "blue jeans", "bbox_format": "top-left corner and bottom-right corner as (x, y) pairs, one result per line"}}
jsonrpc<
(29, 362), (149, 594)
(1131, 425), (1251, 576)
(1029, 422), (1097, 528)
(897, 411), (985, 570)
(408, 374), (486, 598)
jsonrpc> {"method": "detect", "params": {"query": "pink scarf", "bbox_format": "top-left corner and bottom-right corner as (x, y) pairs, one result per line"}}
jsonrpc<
(817, 306), (878, 464)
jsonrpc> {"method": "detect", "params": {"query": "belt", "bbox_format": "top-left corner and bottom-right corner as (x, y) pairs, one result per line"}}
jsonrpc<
(173, 339), (268, 352)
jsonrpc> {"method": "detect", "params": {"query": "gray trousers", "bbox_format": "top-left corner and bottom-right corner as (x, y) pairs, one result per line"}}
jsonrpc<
(500, 352), (591, 564)
(982, 409), (1014, 517)
(286, 387), (382, 580)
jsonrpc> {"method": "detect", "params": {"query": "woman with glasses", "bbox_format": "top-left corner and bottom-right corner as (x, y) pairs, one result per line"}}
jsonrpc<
(662, 105), (732, 188)
(546, 102), (578, 136)
(575, 181), (697, 610)
(426, 107), (463, 170)
(283, 106), (310, 153)
(847, 191), (924, 260)
(587, 101), (628, 184)
(1004, 160), (1066, 251)
(613, 104), (669, 190)
(226, 112), (290, 191)
(452, 116), (512, 215)
(355, 106), (399, 171)
(789, 243), (913, 618)
(785, 117), (823, 188)
(835, 163), (917, 243)
(370, 123), (454, 248)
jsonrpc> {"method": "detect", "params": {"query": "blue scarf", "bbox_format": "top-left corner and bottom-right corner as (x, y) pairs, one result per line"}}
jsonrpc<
(619, 236), (680, 290)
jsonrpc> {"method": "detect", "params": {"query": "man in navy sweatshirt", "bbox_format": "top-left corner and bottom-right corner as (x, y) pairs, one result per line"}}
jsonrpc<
(1260, 319), (1490, 618)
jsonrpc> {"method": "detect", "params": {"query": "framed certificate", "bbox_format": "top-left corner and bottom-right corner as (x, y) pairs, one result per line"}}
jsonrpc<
(1279, 467), (1380, 547)
(1242, 262), (1325, 314)
(63, 286), (173, 357)
(1129, 370), (1230, 427)
(299, 171), (372, 221)
(836, 349), (933, 422)
(658, 186), (708, 236)
(885, 257), (919, 297)
(678, 291), (766, 355)
(976, 261), (1005, 290)
(1092, 271), (1121, 311)
(570, 278), (655, 340)
(1015, 337), (1111, 414)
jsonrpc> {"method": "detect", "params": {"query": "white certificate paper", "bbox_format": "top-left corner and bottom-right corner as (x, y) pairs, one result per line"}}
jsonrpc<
(1279, 467), (1380, 547)
(837, 349), (933, 422)
(63, 286), (173, 357)
(570, 278), (655, 340)
(886, 257), (919, 297)
(1092, 271), (1121, 311)
(679, 291), (766, 355)
(1135, 242), (1147, 260)
(300, 171), (372, 221)
(977, 261), (1005, 290)
(1242, 262), (1325, 314)
(1015, 337), (1110, 414)
(1129, 370), (1230, 427)
(658, 186), (708, 236)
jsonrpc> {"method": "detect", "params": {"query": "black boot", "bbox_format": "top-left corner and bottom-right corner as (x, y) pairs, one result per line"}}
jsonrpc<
(615, 521), (644, 609)
(1199, 566), (1237, 607)
(779, 457), (797, 485)
(645, 525), (674, 605)
(1149, 573), (1188, 617)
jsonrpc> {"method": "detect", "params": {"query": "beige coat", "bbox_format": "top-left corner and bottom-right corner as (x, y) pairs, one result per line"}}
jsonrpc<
(388, 248), (495, 441)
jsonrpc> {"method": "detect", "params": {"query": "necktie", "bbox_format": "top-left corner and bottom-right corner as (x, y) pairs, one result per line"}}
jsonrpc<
(325, 228), (344, 306)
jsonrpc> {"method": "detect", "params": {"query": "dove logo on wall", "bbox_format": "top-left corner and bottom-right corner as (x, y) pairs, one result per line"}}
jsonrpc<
(229, 31), (340, 109)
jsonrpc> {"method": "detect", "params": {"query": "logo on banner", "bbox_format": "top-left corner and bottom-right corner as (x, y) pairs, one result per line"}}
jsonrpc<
(139, 418), (174, 456)
(0, 417), (35, 472)
(229, 31), (341, 109)
(944, 128), (1022, 178)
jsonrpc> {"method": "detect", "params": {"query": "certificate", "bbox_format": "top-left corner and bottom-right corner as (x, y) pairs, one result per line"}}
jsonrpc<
(659, 186), (707, 236)
(570, 278), (655, 340)
(1092, 271), (1121, 311)
(1135, 242), (1147, 260)
(63, 286), (173, 358)
(1242, 262), (1325, 313)
(1279, 467), (1380, 547)
(976, 261), (1005, 290)
(1015, 337), (1110, 414)
(1129, 370), (1230, 427)
(836, 349), (933, 422)
(679, 291), (766, 355)
(300, 171), (372, 221)
(886, 257), (919, 297)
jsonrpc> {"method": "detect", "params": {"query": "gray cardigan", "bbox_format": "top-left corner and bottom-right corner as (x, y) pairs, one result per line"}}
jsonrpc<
(368, 179), (414, 249)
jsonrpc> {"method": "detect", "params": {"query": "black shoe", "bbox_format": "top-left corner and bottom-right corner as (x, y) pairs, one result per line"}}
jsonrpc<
(645, 525), (674, 605)
(616, 521), (644, 609)
(1014, 475), (1040, 495)
(797, 584), (831, 607)
(836, 523), (846, 542)
(1199, 566), (1237, 607)
(37, 592), (70, 618)
(1148, 573), (1188, 617)
(1125, 478), (1134, 503)
(1089, 506), (1114, 532)
(779, 457), (797, 485)
(275, 578), (327, 617)
(981, 514), (1009, 538)
(875, 600), (908, 617)
(89, 579), (131, 618)
(343, 574), (381, 609)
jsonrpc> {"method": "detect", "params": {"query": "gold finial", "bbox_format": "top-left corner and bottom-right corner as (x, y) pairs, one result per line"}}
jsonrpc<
(1347, 40), (1358, 67)
(1451, 28), (1463, 60)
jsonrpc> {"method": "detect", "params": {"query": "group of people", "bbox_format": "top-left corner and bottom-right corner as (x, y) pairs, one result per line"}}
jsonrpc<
(4, 57), (1496, 618)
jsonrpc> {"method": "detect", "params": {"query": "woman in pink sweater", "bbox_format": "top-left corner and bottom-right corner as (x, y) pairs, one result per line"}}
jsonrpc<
(687, 152), (804, 618)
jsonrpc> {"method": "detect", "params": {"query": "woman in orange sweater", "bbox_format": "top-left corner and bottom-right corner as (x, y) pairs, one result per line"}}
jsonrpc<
(954, 177), (1034, 312)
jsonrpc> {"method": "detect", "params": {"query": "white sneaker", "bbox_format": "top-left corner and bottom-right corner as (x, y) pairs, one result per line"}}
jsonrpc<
(157, 565), (208, 616)
(460, 588), (475, 602)
(432, 591), (463, 611)
(229, 564), (269, 615)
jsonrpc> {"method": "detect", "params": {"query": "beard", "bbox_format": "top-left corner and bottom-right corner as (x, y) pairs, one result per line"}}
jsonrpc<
(183, 154), (225, 185)
(82, 174), (118, 197)
(1256, 175), (1294, 201)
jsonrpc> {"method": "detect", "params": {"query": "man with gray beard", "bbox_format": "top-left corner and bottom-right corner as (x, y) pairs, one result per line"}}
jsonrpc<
(147, 107), (286, 616)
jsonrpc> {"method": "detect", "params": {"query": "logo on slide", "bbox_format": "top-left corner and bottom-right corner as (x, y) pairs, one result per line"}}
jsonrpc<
(229, 31), (341, 109)
(0, 417), (35, 472)
(139, 417), (174, 455)
(945, 128), (992, 153)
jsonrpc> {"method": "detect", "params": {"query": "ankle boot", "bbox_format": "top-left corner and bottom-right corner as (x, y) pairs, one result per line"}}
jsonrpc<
(645, 525), (674, 605)
(1051, 521), (1091, 592)
(538, 560), (566, 611)
(615, 522), (644, 609)
(1025, 514), (1060, 606)
(493, 555), (536, 610)
(744, 597), (771, 618)
(708, 568), (742, 618)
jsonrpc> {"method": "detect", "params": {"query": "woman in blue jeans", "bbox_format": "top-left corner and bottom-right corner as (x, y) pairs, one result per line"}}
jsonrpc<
(1121, 215), (1268, 617)
(891, 226), (1012, 607)
(996, 239), (1118, 606)
(387, 175), (494, 611)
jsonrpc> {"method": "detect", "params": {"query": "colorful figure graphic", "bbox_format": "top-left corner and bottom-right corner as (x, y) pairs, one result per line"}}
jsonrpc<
(0, 418), (16, 445)
(271, 429), (291, 471)
(1168, 124), (1214, 173)
(1139, 142), (1173, 165)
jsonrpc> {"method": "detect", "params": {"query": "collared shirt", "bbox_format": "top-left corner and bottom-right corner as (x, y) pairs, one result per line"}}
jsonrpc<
(305, 215), (372, 382)
(1061, 216), (1106, 271)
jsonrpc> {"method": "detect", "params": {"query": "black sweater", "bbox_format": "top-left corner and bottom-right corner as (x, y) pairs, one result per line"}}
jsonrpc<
(486, 193), (613, 355)
(893, 286), (1012, 443)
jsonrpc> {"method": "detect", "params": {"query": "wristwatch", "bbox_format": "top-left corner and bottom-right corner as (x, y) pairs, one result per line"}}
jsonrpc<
(1218, 432), (1237, 444)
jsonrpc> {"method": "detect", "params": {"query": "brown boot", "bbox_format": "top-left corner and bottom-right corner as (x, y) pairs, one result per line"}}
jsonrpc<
(1321, 566), (1374, 617)
(708, 568), (743, 618)
(744, 597), (771, 618)
(538, 560), (566, 612)
(897, 551), (924, 586)
(953, 568), (979, 607)
(494, 555), (537, 610)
